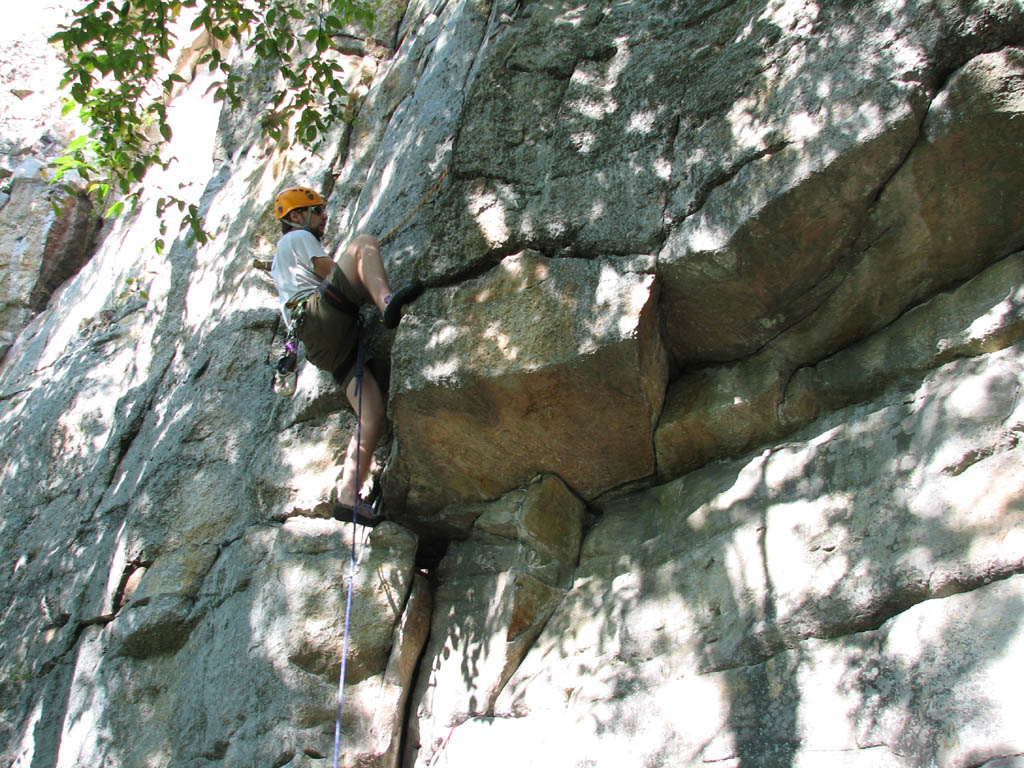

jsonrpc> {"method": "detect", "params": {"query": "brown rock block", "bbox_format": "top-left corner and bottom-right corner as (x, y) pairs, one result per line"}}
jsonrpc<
(655, 352), (787, 480)
(387, 250), (667, 519)
(776, 46), (1024, 365)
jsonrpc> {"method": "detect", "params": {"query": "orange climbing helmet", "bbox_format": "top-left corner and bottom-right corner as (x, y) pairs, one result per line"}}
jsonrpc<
(273, 186), (325, 219)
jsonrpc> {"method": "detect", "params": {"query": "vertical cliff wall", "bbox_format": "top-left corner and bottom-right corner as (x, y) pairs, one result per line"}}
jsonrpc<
(0, 2), (100, 361)
(2, 1), (1024, 767)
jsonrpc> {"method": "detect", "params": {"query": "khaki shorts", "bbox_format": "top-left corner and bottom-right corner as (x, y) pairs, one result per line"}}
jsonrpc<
(300, 262), (364, 387)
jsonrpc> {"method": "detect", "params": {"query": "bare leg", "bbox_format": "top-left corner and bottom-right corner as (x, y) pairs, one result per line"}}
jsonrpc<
(337, 233), (392, 314)
(335, 367), (386, 507)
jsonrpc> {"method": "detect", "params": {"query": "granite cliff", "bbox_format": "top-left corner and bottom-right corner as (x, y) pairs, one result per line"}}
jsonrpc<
(2, 1), (1024, 766)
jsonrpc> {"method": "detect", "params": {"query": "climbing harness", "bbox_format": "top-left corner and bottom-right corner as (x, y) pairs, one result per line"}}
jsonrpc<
(317, 279), (361, 316)
(333, 336), (368, 768)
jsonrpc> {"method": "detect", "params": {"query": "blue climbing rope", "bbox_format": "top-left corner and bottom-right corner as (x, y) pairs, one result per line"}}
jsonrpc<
(333, 336), (367, 768)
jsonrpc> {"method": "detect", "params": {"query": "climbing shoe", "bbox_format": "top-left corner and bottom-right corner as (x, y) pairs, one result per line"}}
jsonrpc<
(382, 282), (424, 329)
(333, 499), (384, 528)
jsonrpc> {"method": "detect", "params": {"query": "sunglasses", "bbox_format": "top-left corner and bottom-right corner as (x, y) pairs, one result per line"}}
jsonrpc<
(309, 205), (326, 215)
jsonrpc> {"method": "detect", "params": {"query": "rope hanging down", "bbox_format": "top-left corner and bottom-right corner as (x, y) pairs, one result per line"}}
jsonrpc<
(333, 338), (367, 768)
(260, 167), (450, 764)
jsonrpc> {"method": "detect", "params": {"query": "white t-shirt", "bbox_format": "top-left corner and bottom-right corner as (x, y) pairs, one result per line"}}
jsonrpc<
(271, 229), (325, 328)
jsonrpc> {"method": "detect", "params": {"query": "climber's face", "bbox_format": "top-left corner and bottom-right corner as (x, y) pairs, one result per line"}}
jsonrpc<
(288, 205), (327, 239)
(307, 205), (327, 238)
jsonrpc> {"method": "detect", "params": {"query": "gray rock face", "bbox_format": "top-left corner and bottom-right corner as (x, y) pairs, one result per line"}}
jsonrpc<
(0, 1), (99, 360)
(406, 475), (585, 767)
(655, 43), (1024, 478)
(12, 519), (423, 768)
(3, 0), (1024, 767)
(487, 337), (1024, 766)
(445, 575), (1024, 768)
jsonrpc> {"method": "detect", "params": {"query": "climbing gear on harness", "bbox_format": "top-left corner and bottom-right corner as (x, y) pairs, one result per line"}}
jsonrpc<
(274, 186), (325, 219)
(382, 281), (425, 329)
(272, 339), (299, 397)
(271, 302), (307, 397)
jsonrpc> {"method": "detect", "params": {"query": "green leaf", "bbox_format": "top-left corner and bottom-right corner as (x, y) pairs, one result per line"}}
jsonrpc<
(50, 0), (373, 247)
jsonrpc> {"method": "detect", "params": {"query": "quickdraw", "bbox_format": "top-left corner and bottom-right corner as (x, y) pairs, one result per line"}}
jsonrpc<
(272, 302), (306, 397)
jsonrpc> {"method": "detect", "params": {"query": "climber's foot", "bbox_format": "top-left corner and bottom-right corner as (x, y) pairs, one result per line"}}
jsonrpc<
(332, 499), (383, 528)
(382, 282), (424, 329)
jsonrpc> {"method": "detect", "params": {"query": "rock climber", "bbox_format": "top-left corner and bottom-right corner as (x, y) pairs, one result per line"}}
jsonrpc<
(270, 185), (422, 526)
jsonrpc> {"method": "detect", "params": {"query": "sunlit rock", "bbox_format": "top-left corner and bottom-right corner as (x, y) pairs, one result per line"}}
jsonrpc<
(780, 250), (1024, 430)
(485, 339), (1024, 765)
(47, 519), (424, 768)
(406, 475), (583, 768)
(442, 575), (1024, 768)
(4, 0), (1024, 766)
(659, 81), (925, 365)
(657, 247), (1024, 478)
(655, 350), (787, 480)
(774, 45), (1024, 367)
(655, 47), (1024, 478)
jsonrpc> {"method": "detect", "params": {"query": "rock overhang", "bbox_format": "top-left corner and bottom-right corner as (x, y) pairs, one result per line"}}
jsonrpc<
(385, 249), (667, 525)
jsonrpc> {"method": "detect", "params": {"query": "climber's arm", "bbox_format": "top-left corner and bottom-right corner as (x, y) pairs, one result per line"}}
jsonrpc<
(312, 256), (334, 279)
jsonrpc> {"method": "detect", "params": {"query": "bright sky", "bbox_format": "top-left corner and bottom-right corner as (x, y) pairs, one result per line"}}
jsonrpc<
(2, 0), (71, 40)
